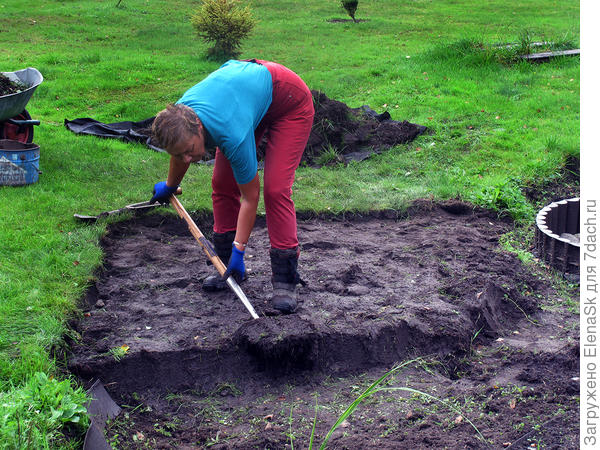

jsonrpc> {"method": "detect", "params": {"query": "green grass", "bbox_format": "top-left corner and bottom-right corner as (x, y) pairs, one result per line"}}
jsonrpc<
(0, 0), (579, 447)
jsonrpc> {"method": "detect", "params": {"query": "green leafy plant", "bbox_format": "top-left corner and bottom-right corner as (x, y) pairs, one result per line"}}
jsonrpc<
(469, 179), (535, 223)
(341, 0), (359, 22)
(517, 29), (535, 57)
(0, 372), (89, 448)
(191, 0), (256, 59)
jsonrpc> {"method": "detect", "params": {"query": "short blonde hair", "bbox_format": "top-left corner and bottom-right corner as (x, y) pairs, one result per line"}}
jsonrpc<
(152, 104), (201, 152)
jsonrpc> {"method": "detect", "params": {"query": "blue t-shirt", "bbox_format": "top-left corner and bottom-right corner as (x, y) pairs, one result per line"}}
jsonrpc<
(177, 60), (273, 184)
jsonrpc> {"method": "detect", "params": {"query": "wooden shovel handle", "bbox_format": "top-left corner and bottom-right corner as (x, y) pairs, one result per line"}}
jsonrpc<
(169, 190), (227, 276)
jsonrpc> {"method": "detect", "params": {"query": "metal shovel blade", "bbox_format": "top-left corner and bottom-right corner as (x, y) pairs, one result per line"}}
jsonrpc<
(226, 276), (259, 320)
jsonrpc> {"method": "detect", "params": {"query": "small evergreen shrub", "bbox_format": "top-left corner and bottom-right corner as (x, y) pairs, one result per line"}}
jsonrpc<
(191, 0), (256, 59)
(341, 0), (359, 22)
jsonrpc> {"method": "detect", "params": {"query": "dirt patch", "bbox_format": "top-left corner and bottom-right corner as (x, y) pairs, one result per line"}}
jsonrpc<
(326, 18), (370, 23)
(68, 200), (579, 449)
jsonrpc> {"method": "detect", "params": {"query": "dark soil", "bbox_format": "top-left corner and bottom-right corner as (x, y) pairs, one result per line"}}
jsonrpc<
(326, 18), (370, 23)
(0, 74), (27, 96)
(69, 198), (579, 449)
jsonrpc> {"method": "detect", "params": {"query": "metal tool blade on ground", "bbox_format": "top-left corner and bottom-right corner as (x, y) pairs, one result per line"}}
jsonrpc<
(73, 187), (183, 223)
(226, 277), (259, 320)
(73, 200), (160, 223)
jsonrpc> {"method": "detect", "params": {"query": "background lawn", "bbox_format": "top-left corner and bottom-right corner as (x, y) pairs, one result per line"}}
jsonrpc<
(0, 0), (579, 447)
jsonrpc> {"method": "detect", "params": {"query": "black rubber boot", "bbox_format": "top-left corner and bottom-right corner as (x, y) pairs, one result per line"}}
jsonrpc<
(202, 231), (238, 292)
(270, 247), (305, 314)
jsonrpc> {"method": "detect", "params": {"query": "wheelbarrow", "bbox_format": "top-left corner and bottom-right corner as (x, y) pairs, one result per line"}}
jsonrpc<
(0, 68), (43, 143)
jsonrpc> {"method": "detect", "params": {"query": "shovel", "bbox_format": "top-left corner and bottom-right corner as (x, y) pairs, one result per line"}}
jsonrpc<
(169, 191), (260, 320)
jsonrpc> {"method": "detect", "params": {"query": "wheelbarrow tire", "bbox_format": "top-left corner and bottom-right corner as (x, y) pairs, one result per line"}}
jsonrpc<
(0, 110), (34, 143)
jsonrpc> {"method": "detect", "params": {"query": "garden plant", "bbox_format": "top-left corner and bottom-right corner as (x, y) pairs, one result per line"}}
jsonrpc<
(341, 0), (359, 22)
(191, 0), (256, 59)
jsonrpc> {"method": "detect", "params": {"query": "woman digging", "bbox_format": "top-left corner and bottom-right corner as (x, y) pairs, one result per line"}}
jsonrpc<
(150, 59), (314, 314)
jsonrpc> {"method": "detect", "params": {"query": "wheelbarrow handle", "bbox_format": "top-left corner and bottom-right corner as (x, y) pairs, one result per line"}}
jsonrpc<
(6, 118), (40, 126)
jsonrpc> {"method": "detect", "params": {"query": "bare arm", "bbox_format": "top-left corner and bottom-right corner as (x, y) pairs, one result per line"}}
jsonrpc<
(166, 156), (191, 187)
(234, 173), (260, 251)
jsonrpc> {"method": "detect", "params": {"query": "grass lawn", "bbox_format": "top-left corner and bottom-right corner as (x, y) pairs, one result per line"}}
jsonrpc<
(0, 0), (579, 447)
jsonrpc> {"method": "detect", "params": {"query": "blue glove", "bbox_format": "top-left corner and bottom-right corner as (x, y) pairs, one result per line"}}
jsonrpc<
(223, 246), (246, 283)
(150, 181), (178, 204)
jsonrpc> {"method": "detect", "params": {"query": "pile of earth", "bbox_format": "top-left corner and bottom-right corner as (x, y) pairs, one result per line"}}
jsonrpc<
(0, 74), (27, 96)
(68, 197), (579, 449)
(276, 90), (427, 166)
(64, 90), (426, 167)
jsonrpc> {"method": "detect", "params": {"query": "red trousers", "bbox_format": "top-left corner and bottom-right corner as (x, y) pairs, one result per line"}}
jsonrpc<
(212, 61), (314, 250)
